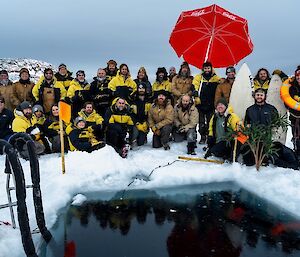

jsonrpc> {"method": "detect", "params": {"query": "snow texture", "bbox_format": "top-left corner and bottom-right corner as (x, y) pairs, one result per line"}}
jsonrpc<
(0, 58), (56, 83)
(0, 131), (299, 257)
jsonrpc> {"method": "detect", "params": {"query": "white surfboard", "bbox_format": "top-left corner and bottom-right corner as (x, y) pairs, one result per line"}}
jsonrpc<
(229, 63), (253, 121)
(267, 74), (288, 144)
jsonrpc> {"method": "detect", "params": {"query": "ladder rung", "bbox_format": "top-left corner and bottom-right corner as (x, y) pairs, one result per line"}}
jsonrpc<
(0, 202), (17, 209)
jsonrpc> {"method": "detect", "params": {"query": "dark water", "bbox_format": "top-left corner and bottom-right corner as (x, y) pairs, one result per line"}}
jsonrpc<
(38, 183), (300, 257)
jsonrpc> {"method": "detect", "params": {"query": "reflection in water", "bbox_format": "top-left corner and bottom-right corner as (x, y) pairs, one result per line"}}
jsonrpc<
(39, 186), (300, 257)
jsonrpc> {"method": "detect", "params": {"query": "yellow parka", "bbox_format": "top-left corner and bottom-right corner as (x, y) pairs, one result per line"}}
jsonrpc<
(67, 79), (90, 99)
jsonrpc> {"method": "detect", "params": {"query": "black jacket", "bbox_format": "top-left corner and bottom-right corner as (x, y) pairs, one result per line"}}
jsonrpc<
(245, 103), (278, 126)
(0, 108), (14, 139)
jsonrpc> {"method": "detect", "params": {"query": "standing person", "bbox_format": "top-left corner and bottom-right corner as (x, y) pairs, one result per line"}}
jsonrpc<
(78, 102), (104, 140)
(253, 68), (271, 91)
(90, 68), (112, 117)
(43, 104), (69, 153)
(192, 61), (220, 144)
(171, 62), (193, 104)
(214, 66), (236, 106)
(0, 96), (14, 141)
(12, 101), (45, 158)
(204, 98), (240, 161)
(0, 70), (14, 111)
(168, 66), (177, 82)
(134, 67), (152, 97)
(108, 64), (137, 103)
(68, 117), (105, 153)
(131, 83), (152, 148)
(54, 63), (74, 90)
(173, 95), (198, 155)
(67, 70), (91, 117)
(105, 97), (134, 158)
(152, 67), (172, 100)
(32, 68), (66, 114)
(11, 68), (35, 109)
(104, 59), (118, 82)
(148, 91), (174, 150)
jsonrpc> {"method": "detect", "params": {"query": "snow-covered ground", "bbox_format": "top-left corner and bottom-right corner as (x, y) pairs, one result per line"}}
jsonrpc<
(0, 131), (299, 257)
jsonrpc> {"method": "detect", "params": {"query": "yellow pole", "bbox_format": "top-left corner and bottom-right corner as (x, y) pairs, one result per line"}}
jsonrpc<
(59, 117), (66, 174)
(178, 156), (224, 164)
(233, 137), (238, 163)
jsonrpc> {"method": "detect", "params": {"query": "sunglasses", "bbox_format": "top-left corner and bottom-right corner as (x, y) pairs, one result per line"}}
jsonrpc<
(45, 72), (53, 75)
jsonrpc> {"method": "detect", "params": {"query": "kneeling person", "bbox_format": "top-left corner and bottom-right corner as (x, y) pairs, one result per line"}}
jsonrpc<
(173, 95), (199, 155)
(205, 98), (240, 161)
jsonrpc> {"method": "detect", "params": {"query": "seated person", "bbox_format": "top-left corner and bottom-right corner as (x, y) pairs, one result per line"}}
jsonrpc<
(43, 104), (69, 153)
(205, 98), (240, 161)
(68, 117), (105, 153)
(12, 101), (45, 158)
(78, 102), (104, 140)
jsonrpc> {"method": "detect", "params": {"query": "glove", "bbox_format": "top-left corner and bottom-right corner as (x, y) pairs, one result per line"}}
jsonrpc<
(207, 136), (215, 148)
(194, 97), (201, 105)
(178, 126), (187, 133)
(136, 122), (148, 133)
(30, 127), (40, 135)
(192, 90), (198, 97)
(294, 95), (300, 102)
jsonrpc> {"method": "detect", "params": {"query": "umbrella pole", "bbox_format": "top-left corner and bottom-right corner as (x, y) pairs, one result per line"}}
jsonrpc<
(198, 35), (213, 94)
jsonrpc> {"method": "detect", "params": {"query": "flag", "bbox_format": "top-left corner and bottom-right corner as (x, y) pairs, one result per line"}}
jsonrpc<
(59, 101), (71, 124)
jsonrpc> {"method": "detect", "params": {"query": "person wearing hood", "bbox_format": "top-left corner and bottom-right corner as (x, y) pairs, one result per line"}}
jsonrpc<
(171, 62), (194, 104)
(0, 70), (14, 111)
(54, 63), (74, 90)
(204, 98), (240, 161)
(173, 94), (199, 155)
(32, 68), (67, 114)
(152, 67), (172, 101)
(68, 116), (105, 153)
(214, 66), (236, 106)
(67, 70), (91, 117)
(78, 101), (104, 140)
(11, 68), (35, 109)
(134, 67), (152, 97)
(108, 64), (137, 103)
(12, 101), (45, 158)
(104, 59), (118, 82)
(192, 61), (221, 144)
(0, 96), (14, 141)
(104, 97), (134, 158)
(148, 91), (174, 150)
(90, 68), (112, 117)
(131, 83), (152, 148)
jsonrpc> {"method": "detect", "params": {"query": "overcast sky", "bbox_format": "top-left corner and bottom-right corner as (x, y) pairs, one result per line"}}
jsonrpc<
(1, 0), (299, 79)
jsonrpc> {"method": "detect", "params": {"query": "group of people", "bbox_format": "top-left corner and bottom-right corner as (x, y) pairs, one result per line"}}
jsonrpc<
(0, 60), (300, 169)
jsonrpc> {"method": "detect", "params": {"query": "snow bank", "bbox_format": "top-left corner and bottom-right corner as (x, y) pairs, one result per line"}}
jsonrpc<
(0, 136), (300, 257)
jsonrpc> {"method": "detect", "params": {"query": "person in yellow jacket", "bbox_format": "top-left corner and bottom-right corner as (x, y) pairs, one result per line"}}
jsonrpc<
(78, 102), (104, 140)
(204, 98), (240, 161)
(108, 64), (136, 103)
(131, 83), (152, 148)
(253, 68), (271, 92)
(152, 67), (172, 101)
(68, 117), (105, 153)
(54, 64), (74, 90)
(192, 61), (221, 144)
(105, 97), (134, 158)
(67, 70), (91, 117)
(32, 68), (66, 114)
(12, 101), (45, 158)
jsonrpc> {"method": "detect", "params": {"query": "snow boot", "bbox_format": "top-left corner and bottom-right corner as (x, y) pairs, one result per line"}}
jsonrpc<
(187, 142), (196, 155)
(163, 143), (170, 150)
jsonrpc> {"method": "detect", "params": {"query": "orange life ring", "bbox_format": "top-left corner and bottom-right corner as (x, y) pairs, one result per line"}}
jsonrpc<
(280, 81), (300, 111)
